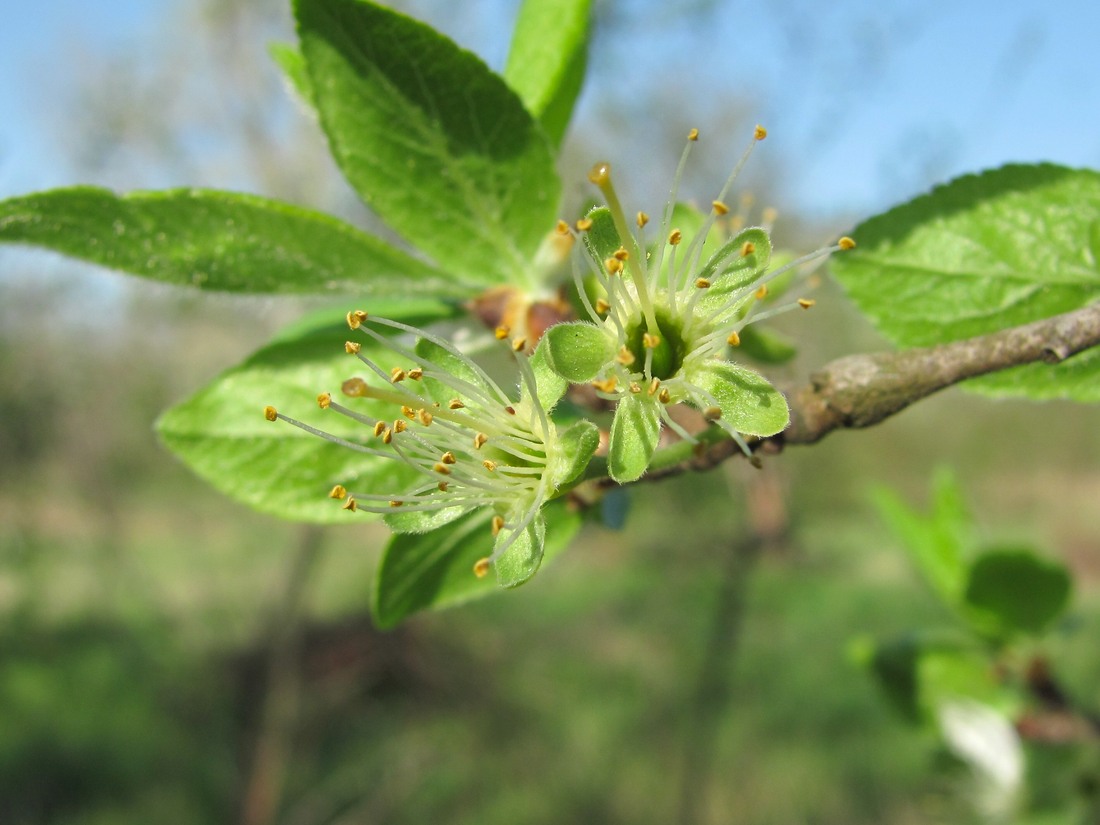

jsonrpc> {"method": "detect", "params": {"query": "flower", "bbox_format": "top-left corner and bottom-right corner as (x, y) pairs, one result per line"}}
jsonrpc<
(543, 126), (855, 481)
(264, 311), (598, 586)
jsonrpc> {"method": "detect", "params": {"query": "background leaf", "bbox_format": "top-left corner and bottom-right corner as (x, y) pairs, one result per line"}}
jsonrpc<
(157, 302), (459, 523)
(964, 548), (1072, 638)
(296, 0), (560, 287)
(831, 164), (1100, 401)
(372, 500), (581, 628)
(269, 42), (316, 110)
(0, 187), (467, 297)
(503, 0), (591, 147)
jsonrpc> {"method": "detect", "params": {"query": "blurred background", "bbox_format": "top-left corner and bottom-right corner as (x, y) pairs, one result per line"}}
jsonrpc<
(1, 0), (1098, 822)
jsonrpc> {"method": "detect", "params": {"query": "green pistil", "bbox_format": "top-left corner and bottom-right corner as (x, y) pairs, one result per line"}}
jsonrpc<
(625, 309), (685, 380)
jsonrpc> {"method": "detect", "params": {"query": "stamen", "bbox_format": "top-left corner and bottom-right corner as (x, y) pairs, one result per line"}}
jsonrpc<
(264, 406), (278, 422)
(703, 406), (722, 422)
(346, 309), (368, 329)
(491, 515), (505, 536)
(495, 325), (510, 340)
(575, 217), (593, 232)
(473, 432), (489, 449)
(798, 298), (816, 309)
(393, 419), (408, 434)
(642, 333), (661, 349)
(408, 367), (423, 380)
(658, 388), (671, 404)
(727, 331), (741, 347)
(440, 451), (456, 465)
(616, 346), (635, 366)
(448, 399), (465, 410)
(838, 236), (856, 250)
(695, 278), (711, 289)
(555, 219), (570, 235)
(373, 421), (386, 437)
(592, 376), (618, 394)
(740, 241), (755, 257)
(329, 485), (347, 500)
(317, 393), (332, 409)
(595, 298), (611, 315)
(637, 211), (649, 228)
(345, 341), (361, 354)
(712, 200), (729, 215)
(648, 378), (661, 397)
(669, 229), (683, 245)
(483, 459), (498, 472)
(433, 462), (451, 475)
(342, 498), (358, 511)
(418, 409), (434, 426)
(474, 558), (491, 578)
(755, 285), (768, 300)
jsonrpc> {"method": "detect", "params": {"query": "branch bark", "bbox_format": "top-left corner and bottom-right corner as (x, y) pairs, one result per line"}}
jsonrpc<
(639, 302), (1100, 481)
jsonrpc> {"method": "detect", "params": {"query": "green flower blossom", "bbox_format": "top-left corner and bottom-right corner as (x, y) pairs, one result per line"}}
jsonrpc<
(265, 311), (598, 587)
(544, 126), (854, 481)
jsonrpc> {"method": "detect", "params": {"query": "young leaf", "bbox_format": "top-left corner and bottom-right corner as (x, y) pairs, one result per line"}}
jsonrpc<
(156, 304), (459, 523)
(269, 42), (316, 110)
(964, 548), (1072, 638)
(295, 0), (560, 287)
(831, 164), (1100, 401)
(504, 0), (591, 146)
(493, 511), (547, 588)
(0, 187), (467, 297)
(371, 500), (581, 628)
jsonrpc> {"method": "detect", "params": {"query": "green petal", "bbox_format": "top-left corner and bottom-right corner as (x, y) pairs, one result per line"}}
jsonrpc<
(608, 393), (661, 482)
(544, 321), (616, 382)
(383, 503), (468, 534)
(494, 511), (547, 588)
(522, 336), (569, 412)
(691, 361), (789, 437)
(554, 419), (601, 487)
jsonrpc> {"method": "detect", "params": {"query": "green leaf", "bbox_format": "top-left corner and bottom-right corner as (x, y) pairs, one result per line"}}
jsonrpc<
(608, 393), (661, 482)
(690, 361), (789, 436)
(871, 469), (969, 608)
(493, 511), (547, 588)
(269, 42), (316, 110)
(504, 0), (591, 146)
(371, 500), (581, 628)
(831, 164), (1100, 401)
(0, 187), (467, 297)
(581, 205), (623, 263)
(964, 548), (1072, 638)
(156, 303), (459, 523)
(295, 0), (560, 287)
(521, 336), (569, 412)
(544, 321), (615, 382)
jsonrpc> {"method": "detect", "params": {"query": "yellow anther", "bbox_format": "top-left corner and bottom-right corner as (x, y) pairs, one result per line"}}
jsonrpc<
(695, 278), (711, 289)
(753, 124), (767, 141)
(329, 484), (347, 500)
(613, 246), (629, 261)
(798, 298), (816, 309)
(345, 340), (361, 354)
(575, 217), (593, 232)
(342, 497), (358, 511)
(712, 200), (730, 216)
(588, 162), (611, 186)
(637, 211), (649, 228)
(642, 332), (661, 349)
(703, 406), (723, 421)
(668, 229), (683, 245)
(342, 377), (368, 397)
(838, 236), (857, 250)
(616, 346), (636, 366)
(393, 419), (407, 434)
(592, 376), (618, 394)
(373, 421), (386, 437)
(762, 206), (779, 224)
(399, 406), (416, 419)
(658, 388), (671, 404)
(555, 219), (570, 235)
(511, 336), (527, 352)
(494, 324), (510, 340)
(647, 378), (661, 397)
(605, 257), (624, 275)
(473, 432), (489, 449)
(491, 515), (505, 536)
(595, 298), (611, 315)
(382, 428), (393, 444)
(389, 500), (403, 508)
(688, 127), (700, 141)
(346, 309), (368, 329)
(317, 392), (332, 409)
(755, 284), (769, 300)
(437, 481), (449, 492)
(473, 557), (491, 578)
(263, 406), (278, 422)
(482, 459), (498, 472)
(440, 451), (457, 465)
(740, 241), (756, 257)
(448, 398), (465, 410)
(418, 409), (434, 426)
(504, 405), (516, 415)
(727, 330), (742, 347)
(433, 462), (451, 475)
(407, 367), (423, 380)
(390, 367), (406, 383)
(629, 382), (642, 394)
(729, 215), (745, 232)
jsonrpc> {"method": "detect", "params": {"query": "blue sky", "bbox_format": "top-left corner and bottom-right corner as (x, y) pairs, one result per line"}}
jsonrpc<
(1, 0), (1098, 222)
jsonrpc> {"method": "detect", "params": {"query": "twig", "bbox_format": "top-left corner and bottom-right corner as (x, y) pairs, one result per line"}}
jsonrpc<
(639, 302), (1100, 481)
